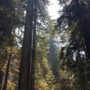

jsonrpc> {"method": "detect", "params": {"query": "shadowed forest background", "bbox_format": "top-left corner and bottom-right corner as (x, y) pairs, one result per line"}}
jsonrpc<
(0, 0), (90, 90)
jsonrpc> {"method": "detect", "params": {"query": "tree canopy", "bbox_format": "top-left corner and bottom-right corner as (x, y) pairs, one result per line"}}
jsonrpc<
(0, 0), (90, 90)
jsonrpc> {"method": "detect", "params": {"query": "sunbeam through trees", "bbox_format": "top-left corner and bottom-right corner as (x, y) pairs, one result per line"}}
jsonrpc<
(0, 0), (90, 90)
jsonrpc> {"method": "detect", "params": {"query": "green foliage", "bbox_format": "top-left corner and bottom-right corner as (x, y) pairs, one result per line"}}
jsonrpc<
(0, 0), (18, 69)
(35, 43), (60, 90)
(57, 0), (90, 89)
(0, 0), (23, 89)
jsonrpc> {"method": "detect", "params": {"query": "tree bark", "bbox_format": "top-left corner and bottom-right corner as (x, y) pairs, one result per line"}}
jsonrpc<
(18, 0), (34, 90)
(0, 70), (4, 90)
(30, 0), (37, 89)
(2, 53), (12, 90)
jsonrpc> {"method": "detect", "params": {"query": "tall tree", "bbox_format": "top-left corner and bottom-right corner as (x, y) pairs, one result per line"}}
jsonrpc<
(18, 0), (35, 89)
(58, 0), (90, 59)
(18, 0), (49, 89)
(58, 0), (90, 89)
(2, 52), (12, 90)
(0, 0), (19, 89)
(30, 0), (37, 89)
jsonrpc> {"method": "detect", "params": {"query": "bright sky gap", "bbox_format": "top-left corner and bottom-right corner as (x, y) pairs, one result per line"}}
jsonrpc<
(48, 0), (60, 20)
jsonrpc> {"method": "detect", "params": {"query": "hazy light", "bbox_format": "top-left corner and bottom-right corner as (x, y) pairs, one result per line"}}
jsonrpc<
(48, 0), (60, 19)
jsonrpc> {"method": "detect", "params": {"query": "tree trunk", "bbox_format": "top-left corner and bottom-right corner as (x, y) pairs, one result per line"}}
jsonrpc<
(18, 0), (34, 90)
(30, 0), (37, 89)
(2, 53), (12, 90)
(0, 70), (4, 90)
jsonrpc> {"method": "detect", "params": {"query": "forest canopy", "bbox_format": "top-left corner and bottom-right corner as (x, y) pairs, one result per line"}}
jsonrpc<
(0, 0), (90, 90)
